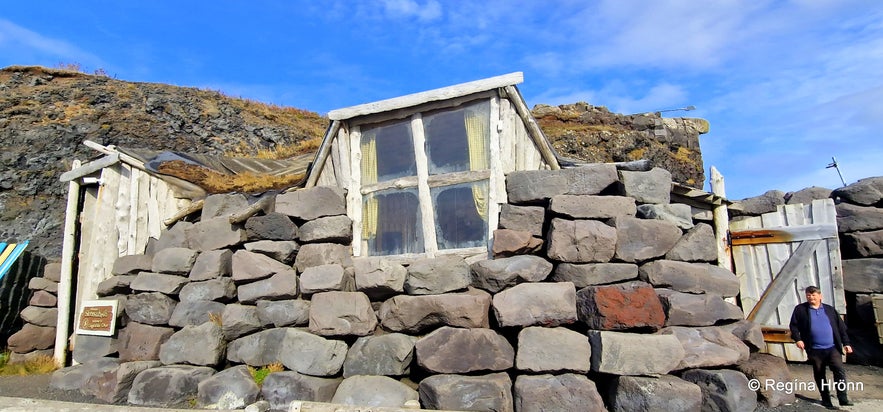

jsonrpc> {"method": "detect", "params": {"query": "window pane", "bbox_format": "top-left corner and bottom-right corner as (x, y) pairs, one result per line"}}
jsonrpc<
(363, 188), (424, 256)
(361, 121), (416, 184)
(424, 100), (490, 175)
(431, 181), (488, 250)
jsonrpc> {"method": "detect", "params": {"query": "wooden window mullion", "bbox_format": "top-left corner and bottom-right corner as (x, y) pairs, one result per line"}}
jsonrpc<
(348, 126), (364, 256)
(410, 114), (438, 256)
(487, 96), (503, 257)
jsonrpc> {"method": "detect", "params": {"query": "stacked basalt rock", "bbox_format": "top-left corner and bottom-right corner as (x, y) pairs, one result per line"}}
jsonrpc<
(51, 165), (784, 411)
(5, 261), (58, 363)
(834, 177), (883, 365)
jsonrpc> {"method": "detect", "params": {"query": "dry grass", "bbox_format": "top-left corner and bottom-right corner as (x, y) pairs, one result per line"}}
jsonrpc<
(671, 146), (699, 186)
(253, 138), (322, 159)
(538, 121), (625, 138)
(208, 171), (306, 193)
(0, 353), (58, 376)
(0, 65), (88, 79)
(227, 95), (327, 138)
(157, 160), (305, 193)
(628, 148), (646, 160)
(673, 146), (695, 163)
(208, 312), (223, 326)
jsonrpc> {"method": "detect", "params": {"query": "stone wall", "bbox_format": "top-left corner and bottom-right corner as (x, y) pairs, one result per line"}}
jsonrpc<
(833, 177), (883, 365)
(41, 166), (790, 411)
(0, 251), (49, 350)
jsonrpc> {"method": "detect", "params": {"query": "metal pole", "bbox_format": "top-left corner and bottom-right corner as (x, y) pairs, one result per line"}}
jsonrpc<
(826, 157), (847, 187)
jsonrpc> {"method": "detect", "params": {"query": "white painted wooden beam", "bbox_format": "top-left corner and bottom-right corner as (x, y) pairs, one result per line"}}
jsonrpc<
(55, 160), (81, 368)
(305, 120), (340, 188)
(710, 167), (732, 272)
(503, 85), (560, 170)
(328, 72), (523, 120)
(59, 153), (120, 182)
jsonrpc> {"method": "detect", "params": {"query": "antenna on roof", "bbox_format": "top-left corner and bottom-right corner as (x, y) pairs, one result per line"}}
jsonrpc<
(655, 105), (695, 114)
(826, 156), (847, 187)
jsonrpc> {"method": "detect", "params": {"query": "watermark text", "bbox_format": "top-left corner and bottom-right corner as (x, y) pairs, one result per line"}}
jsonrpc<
(747, 379), (864, 394)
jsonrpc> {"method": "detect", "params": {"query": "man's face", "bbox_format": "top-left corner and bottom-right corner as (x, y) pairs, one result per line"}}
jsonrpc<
(806, 291), (822, 307)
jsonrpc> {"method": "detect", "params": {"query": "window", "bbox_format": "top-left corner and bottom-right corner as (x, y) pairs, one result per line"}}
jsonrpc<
(357, 99), (492, 256)
(432, 182), (487, 250)
(363, 189), (423, 255)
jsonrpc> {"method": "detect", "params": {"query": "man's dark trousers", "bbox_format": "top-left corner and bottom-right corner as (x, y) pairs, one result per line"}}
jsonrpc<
(807, 346), (847, 404)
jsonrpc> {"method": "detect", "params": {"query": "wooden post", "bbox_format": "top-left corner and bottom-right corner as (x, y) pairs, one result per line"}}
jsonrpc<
(55, 160), (81, 368)
(710, 166), (736, 305)
(348, 127), (364, 257)
(486, 96), (504, 258)
(305, 120), (341, 188)
(503, 86), (560, 170)
(229, 196), (273, 224)
(162, 199), (205, 226)
(710, 167), (732, 271)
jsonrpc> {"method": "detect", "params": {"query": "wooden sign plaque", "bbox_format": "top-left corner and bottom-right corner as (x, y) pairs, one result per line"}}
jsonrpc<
(75, 299), (119, 336)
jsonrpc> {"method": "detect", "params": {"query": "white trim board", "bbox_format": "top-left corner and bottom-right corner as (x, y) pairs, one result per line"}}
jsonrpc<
(328, 72), (523, 120)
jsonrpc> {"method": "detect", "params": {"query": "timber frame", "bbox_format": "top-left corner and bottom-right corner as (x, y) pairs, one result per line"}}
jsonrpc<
(304, 72), (561, 262)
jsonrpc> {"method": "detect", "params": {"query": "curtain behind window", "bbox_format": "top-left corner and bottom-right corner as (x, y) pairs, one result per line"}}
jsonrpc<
(360, 131), (379, 239)
(464, 109), (489, 221)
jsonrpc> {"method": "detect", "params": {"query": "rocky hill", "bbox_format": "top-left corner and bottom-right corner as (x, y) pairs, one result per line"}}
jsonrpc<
(0, 66), (327, 258)
(0, 66), (706, 259)
(534, 103), (707, 188)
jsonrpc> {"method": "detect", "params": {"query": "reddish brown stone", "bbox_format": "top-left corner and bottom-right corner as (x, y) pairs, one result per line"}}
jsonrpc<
(492, 229), (543, 257)
(7, 324), (56, 353)
(29, 290), (58, 307)
(42, 262), (62, 282)
(575, 281), (665, 331)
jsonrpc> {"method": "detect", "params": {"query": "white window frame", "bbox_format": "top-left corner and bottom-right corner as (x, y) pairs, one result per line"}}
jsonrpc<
(347, 95), (503, 259)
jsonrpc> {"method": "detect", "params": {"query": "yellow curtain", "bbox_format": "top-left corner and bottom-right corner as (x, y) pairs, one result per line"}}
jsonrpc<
(361, 133), (379, 239)
(464, 110), (489, 221)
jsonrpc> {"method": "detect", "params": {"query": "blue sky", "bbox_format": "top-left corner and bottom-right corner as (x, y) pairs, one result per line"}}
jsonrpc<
(2, 0), (882, 200)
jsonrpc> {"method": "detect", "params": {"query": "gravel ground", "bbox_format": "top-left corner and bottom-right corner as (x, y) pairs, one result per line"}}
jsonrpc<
(759, 363), (883, 412)
(0, 363), (880, 410)
(0, 373), (105, 405)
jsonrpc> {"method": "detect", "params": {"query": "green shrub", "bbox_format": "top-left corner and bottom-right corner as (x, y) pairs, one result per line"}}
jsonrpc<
(248, 362), (284, 387)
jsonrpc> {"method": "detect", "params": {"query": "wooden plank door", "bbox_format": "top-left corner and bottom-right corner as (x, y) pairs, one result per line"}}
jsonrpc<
(731, 198), (845, 361)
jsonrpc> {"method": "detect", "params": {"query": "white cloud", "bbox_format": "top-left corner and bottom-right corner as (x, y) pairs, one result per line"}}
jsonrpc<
(534, 0), (762, 71)
(381, 0), (442, 22)
(0, 19), (103, 68)
(532, 0), (880, 75)
(608, 83), (689, 114)
(535, 81), (688, 114)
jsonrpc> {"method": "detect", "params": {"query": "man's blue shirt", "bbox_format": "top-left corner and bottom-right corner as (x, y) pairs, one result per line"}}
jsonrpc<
(809, 306), (835, 349)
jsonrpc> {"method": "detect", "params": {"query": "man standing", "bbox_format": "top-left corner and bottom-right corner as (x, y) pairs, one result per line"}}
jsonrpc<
(789, 286), (853, 408)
